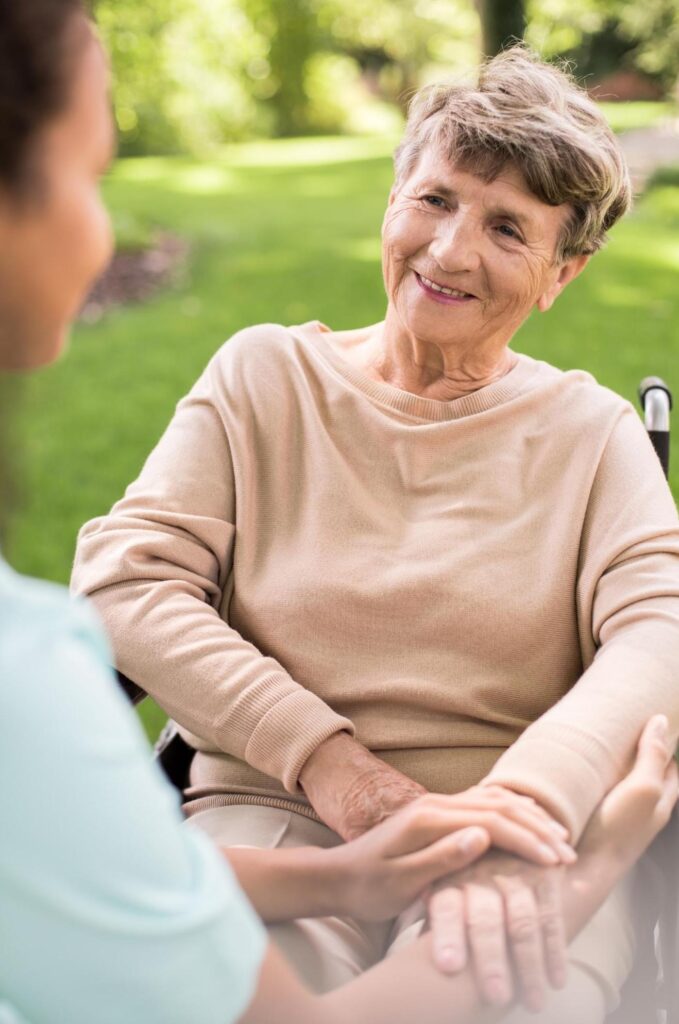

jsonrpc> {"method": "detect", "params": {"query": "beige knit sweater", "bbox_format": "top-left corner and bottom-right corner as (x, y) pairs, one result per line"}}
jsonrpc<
(71, 322), (679, 840)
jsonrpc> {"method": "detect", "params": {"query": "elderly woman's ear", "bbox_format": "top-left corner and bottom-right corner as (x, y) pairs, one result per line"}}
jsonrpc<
(535, 253), (590, 313)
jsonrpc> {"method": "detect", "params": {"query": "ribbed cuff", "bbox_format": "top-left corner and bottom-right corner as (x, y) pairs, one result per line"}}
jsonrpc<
(239, 686), (354, 794)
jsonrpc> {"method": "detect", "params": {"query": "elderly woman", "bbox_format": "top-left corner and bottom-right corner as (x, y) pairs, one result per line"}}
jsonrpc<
(72, 47), (679, 1021)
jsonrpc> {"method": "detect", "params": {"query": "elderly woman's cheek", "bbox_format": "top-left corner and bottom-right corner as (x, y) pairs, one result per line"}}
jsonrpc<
(382, 231), (415, 300)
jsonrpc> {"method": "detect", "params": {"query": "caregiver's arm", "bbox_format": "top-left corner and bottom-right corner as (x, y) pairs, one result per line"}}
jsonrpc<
(225, 790), (579, 924)
(238, 717), (678, 1024)
(484, 405), (679, 842)
(224, 798), (490, 923)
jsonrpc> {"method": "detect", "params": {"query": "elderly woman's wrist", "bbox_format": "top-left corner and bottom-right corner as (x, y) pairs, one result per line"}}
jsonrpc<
(299, 731), (360, 792)
(299, 733), (426, 839)
(338, 770), (427, 840)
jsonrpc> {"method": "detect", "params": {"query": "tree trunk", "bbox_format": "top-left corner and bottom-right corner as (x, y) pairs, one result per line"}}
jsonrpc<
(475, 0), (526, 57)
(267, 0), (316, 136)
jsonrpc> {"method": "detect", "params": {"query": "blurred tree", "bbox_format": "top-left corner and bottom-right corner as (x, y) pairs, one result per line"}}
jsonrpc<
(615, 0), (679, 92)
(314, 0), (478, 115)
(475, 0), (525, 56)
(94, 0), (186, 153)
(255, 0), (317, 135)
(527, 0), (679, 92)
(95, 0), (265, 153)
(93, 0), (678, 157)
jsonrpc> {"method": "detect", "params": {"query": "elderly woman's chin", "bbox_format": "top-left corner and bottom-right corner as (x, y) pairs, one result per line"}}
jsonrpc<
(397, 287), (482, 348)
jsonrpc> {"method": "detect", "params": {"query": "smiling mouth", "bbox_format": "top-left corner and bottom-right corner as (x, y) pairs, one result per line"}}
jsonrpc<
(415, 272), (476, 301)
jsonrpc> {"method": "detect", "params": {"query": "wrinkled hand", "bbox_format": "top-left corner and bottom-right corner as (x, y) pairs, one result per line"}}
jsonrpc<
(427, 852), (567, 1013)
(299, 733), (427, 841)
(338, 761), (428, 841)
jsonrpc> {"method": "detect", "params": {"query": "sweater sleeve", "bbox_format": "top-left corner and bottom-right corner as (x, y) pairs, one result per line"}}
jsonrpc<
(70, 346), (354, 793)
(485, 403), (679, 842)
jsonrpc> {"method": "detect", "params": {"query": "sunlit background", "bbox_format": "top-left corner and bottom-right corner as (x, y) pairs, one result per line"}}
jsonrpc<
(6, 0), (679, 736)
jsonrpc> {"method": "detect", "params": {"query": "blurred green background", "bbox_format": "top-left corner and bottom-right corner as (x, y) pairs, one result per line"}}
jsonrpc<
(5, 0), (679, 738)
(96, 0), (679, 153)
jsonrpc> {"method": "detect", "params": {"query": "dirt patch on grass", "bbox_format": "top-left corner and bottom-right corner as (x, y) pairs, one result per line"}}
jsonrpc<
(79, 232), (189, 323)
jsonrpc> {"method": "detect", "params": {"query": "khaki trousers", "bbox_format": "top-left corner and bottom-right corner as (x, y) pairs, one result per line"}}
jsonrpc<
(188, 804), (638, 1023)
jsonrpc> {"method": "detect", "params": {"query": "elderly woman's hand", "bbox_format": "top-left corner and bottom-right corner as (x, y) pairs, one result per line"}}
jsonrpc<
(426, 716), (678, 1014)
(427, 852), (566, 1013)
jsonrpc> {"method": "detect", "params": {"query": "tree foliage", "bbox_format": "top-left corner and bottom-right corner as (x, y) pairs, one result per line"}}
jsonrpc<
(527, 0), (679, 90)
(93, 0), (679, 156)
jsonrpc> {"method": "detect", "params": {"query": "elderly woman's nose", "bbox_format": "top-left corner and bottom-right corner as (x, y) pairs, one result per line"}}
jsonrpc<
(429, 214), (481, 273)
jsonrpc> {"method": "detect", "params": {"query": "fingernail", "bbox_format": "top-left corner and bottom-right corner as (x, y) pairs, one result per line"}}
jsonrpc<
(436, 947), (464, 973)
(457, 827), (487, 854)
(538, 843), (559, 864)
(558, 841), (578, 864)
(548, 820), (569, 838)
(653, 715), (669, 740)
(552, 967), (568, 989)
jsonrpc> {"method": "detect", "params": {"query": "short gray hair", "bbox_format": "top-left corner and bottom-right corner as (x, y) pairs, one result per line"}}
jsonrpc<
(394, 46), (632, 262)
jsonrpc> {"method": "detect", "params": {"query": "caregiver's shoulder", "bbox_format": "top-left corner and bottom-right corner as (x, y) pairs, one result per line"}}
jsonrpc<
(0, 562), (129, 738)
(0, 562), (107, 668)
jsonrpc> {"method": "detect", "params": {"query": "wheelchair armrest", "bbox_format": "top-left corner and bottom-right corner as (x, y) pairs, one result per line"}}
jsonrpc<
(115, 670), (147, 706)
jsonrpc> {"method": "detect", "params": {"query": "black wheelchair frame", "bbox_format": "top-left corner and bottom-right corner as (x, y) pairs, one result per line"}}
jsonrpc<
(117, 376), (675, 1024)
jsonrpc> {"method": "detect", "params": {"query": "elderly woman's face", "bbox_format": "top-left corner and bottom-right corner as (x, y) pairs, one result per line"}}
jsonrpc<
(382, 146), (584, 354)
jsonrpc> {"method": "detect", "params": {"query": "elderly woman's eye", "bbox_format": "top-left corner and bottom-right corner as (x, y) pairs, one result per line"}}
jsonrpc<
(423, 195), (446, 208)
(497, 223), (521, 240)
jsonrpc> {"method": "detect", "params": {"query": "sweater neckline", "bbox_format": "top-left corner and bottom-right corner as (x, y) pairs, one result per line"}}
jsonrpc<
(288, 322), (538, 423)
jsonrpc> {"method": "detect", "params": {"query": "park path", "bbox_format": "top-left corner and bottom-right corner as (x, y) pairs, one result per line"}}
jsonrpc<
(617, 117), (679, 191)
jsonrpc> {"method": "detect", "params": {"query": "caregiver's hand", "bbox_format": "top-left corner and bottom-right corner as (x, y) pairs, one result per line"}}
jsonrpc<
(332, 795), (492, 921)
(579, 714), (678, 872)
(335, 790), (575, 922)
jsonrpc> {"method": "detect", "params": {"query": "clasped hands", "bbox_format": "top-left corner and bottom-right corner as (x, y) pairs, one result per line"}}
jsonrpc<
(301, 734), (584, 1015)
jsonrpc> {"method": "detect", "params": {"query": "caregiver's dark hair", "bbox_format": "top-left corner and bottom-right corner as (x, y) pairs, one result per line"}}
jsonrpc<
(0, 0), (91, 198)
(0, 0), (90, 538)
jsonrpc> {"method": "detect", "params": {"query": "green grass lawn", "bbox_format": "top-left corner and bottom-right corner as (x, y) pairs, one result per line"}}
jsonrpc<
(6, 135), (679, 738)
(596, 100), (676, 134)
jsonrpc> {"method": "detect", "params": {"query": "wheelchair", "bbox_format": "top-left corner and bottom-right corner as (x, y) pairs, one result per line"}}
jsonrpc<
(117, 376), (676, 1024)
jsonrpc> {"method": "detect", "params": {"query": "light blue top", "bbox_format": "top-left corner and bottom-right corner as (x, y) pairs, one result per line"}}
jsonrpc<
(0, 557), (266, 1024)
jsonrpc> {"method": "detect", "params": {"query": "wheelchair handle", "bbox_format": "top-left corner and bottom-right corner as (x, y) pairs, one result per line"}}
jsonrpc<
(639, 377), (672, 432)
(638, 377), (672, 478)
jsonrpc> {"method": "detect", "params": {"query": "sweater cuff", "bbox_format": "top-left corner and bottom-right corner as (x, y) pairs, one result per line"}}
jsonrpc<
(482, 725), (616, 842)
(239, 686), (355, 794)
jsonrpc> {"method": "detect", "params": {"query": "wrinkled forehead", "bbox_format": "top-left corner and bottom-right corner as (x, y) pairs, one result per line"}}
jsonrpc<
(400, 142), (531, 201)
(397, 142), (572, 258)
